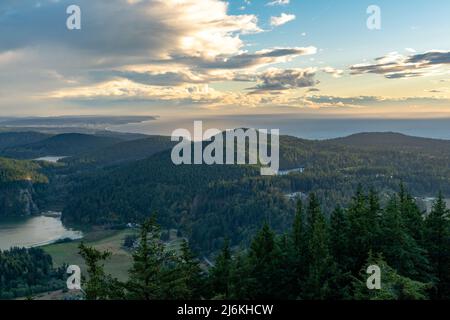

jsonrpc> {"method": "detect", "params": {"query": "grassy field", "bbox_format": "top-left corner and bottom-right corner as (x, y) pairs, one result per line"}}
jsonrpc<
(42, 229), (136, 281)
(42, 228), (186, 282)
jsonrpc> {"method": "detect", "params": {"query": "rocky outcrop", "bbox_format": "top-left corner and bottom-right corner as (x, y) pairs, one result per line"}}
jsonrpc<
(0, 181), (40, 216)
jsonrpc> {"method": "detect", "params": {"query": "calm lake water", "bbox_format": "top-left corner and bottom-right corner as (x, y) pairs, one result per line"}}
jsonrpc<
(0, 214), (83, 251)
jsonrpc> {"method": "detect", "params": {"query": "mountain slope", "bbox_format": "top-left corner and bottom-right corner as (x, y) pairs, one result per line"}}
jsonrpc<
(64, 135), (175, 167)
(1, 133), (122, 159)
(0, 132), (51, 151)
(60, 131), (450, 254)
(327, 132), (450, 154)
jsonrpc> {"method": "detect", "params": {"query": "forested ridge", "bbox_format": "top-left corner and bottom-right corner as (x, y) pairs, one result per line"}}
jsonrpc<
(57, 132), (450, 253)
(72, 187), (450, 300)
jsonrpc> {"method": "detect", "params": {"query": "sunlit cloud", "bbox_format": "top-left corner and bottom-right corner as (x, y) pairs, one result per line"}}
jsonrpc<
(350, 50), (450, 79)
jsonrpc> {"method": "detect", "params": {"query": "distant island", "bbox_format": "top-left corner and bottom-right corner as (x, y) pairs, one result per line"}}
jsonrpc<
(0, 115), (156, 130)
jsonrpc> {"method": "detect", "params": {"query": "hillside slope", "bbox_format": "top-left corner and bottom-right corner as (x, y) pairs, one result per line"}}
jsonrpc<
(64, 135), (175, 167)
(327, 132), (450, 154)
(60, 132), (450, 253)
(0, 132), (51, 151)
(1, 133), (122, 159)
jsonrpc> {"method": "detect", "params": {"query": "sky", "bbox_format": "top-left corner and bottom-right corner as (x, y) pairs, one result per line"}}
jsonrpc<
(0, 0), (449, 118)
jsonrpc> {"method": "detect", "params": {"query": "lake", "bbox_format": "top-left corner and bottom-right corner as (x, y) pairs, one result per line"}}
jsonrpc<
(0, 214), (83, 251)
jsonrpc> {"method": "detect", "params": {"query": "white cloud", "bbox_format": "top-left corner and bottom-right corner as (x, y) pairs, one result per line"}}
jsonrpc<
(267, 0), (290, 6)
(270, 13), (296, 27)
(0, 0), (320, 111)
(321, 67), (344, 78)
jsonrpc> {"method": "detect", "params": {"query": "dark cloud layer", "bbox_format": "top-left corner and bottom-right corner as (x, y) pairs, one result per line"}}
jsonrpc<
(248, 68), (318, 93)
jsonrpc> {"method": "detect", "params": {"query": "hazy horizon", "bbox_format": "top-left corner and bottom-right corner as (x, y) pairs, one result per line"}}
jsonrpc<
(4, 114), (450, 140)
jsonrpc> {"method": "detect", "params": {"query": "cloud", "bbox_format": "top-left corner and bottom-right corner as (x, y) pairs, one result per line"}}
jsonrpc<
(267, 0), (290, 6)
(270, 13), (296, 27)
(48, 78), (225, 103)
(321, 67), (344, 78)
(46, 77), (303, 109)
(350, 50), (450, 79)
(85, 46), (317, 87)
(188, 47), (317, 70)
(424, 88), (448, 94)
(305, 95), (450, 108)
(247, 68), (318, 94)
(0, 0), (263, 60)
(0, 0), (321, 110)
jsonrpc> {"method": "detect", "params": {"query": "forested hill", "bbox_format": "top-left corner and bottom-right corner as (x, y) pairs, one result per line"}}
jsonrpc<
(327, 132), (450, 153)
(63, 135), (175, 167)
(0, 132), (52, 151)
(1, 133), (122, 159)
(60, 131), (450, 253)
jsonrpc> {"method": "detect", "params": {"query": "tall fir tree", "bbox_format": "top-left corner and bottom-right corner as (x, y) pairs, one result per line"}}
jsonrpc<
(289, 198), (308, 297)
(379, 195), (430, 282)
(303, 200), (333, 299)
(330, 206), (350, 269)
(78, 243), (124, 300)
(424, 193), (450, 299)
(399, 183), (426, 242)
(209, 239), (232, 299)
(246, 223), (284, 299)
(347, 185), (372, 271)
(126, 216), (188, 300)
(179, 239), (205, 299)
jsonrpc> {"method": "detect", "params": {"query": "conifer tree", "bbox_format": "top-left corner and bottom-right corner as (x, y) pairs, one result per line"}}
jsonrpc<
(288, 198), (309, 298)
(209, 239), (232, 299)
(126, 216), (188, 300)
(330, 206), (350, 268)
(328, 206), (353, 299)
(424, 193), (450, 299)
(246, 224), (284, 299)
(78, 243), (123, 300)
(379, 196), (430, 281)
(367, 188), (382, 250)
(399, 183), (425, 242)
(303, 203), (332, 299)
(179, 239), (204, 299)
(347, 186), (373, 271)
